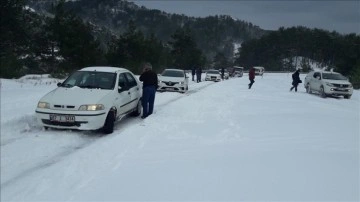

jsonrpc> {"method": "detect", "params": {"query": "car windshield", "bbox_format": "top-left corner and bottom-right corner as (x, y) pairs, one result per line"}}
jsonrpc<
(322, 73), (347, 80)
(61, 71), (116, 89)
(162, 70), (184, 77)
(207, 70), (219, 74)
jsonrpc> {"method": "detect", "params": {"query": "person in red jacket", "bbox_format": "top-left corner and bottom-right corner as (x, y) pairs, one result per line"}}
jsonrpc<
(248, 67), (255, 89)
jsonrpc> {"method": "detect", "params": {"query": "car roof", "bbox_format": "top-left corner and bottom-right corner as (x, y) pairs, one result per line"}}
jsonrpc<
(80, 66), (128, 73)
(313, 70), (340, 74)
(163, 68), (184, 72)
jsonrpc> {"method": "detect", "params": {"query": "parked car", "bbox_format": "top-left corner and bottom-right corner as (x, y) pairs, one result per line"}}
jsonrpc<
(157, 68), (189, 93)
(205, 69), (221, 82)
(304, 70), (353, 99)
(254, 66), (265, 76)
(224, 70), (230, 79)
(232, 66), (244, 77)
(35, 66), (142, 134)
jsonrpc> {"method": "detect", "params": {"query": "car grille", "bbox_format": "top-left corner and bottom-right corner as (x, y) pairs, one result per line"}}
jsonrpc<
(162, 81), (179, 86)
(333, 84), (350, 88)
(53, 105), (76, 109)
(42, 119), (87, 127)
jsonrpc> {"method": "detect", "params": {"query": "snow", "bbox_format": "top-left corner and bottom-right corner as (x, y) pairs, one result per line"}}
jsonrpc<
(1, 73), (359, 201)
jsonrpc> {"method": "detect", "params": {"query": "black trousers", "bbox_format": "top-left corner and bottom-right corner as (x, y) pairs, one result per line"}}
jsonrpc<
(290, 83), (299, 92)
(248, 79), (255, 89)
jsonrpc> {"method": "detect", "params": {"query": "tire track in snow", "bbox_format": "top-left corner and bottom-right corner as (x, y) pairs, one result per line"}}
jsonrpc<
(1, 81), (216, 189)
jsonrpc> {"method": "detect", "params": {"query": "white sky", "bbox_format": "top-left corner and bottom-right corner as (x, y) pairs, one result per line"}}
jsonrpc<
(130, 0), (360, 34)
(1, 71), (359, 200)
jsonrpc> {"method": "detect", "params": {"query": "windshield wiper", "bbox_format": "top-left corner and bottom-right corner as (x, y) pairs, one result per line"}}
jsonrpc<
(60, 83), (74, 88)
(78, 85), (99, 89)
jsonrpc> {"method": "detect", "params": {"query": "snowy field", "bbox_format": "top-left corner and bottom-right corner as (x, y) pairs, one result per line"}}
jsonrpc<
(1, 73), (359, 201)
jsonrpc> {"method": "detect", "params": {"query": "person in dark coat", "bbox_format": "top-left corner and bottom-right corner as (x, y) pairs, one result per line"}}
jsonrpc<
(290, 69), (301, 92)
(139, 62), (158, 119)
(221, 67), (225, 80)
(191, 67), (196, 81)
(196, 67), (202, 83)
(248, 67), (255, 89)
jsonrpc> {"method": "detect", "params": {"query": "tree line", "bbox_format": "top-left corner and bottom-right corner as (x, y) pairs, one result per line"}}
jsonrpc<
(0, 0), (205, 78)
(1, 0), (359, 88)
(235, 26), (360, 87)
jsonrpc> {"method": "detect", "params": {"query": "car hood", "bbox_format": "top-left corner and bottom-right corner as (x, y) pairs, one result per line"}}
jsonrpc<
(159, 76), (185, 82)
(206, 73), (220, 76)
(40, 86), (112, 106)
(323, 79), (351, 85)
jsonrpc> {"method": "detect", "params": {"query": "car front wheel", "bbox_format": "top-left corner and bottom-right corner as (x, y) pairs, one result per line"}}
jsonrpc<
(344, 95), (351, 99)
(320, 86), (327, 98)
(102, 111), (115, 134)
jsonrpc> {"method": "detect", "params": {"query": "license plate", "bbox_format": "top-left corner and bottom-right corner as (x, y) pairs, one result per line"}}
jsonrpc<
(49, 114), (75, 122)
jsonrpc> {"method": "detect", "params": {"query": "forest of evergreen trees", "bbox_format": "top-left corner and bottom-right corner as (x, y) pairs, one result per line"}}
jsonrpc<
(1, 0), (359, 87)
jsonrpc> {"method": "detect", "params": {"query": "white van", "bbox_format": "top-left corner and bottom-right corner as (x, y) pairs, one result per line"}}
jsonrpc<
(254, 66), (265, 76)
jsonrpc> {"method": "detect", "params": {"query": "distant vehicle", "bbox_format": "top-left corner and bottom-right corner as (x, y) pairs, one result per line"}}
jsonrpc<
(157, 68), (189, 93)
(232, 66), (244, 77)
(253, 66), (265, 76)
(304, 70), (353, 99)
(224, 70), (230, 79)
(35, 66), (142, 134)
(205, 69), (221, 82)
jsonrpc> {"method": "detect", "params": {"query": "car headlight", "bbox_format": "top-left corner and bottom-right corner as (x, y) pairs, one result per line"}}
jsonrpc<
(325, 82), (334, 87)
(79, 104), (104, 111)
(179, 81), (184, 85)
(37, 102), (50, 109)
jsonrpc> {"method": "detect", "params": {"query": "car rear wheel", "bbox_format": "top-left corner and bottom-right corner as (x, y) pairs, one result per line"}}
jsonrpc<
(320, 86), (327, 98)
(306, 83), (311, 94)
(102, 111), (115, 134)
(131, 99), (142, 117)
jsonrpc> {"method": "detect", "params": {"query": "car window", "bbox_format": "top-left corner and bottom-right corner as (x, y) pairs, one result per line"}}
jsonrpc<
(322, 73), (347, 80)
(124, 72), (137, 88)
(207, 70), (219, 74)
(61, 71), (116, 89)
(118, 73), (127, 89)
(162, 70), (184, 77)
(313, 72), (321, 78)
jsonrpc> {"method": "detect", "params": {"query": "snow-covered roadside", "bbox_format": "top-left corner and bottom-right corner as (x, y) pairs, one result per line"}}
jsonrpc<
(1, 73), (359, 201)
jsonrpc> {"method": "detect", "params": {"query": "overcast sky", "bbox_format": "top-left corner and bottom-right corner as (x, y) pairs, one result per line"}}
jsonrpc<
(130, 1), (359, 34)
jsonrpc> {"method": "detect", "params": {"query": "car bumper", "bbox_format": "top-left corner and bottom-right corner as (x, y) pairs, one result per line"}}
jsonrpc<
(325, 86), (353, 96)
(158, 83), (186, 92)
(205, 77), (221, 81)
(35, 109), (107, 130)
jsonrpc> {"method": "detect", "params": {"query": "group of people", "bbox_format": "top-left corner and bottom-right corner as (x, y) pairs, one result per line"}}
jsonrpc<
(191, 67), (203, 83)
(139, 63), (301, 119)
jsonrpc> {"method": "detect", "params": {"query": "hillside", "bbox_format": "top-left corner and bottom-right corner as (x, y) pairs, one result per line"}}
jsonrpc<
(26, 0), (268, 60)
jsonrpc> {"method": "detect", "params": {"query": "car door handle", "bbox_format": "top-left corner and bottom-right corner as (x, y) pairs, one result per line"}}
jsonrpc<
(128, 92), (131, 95)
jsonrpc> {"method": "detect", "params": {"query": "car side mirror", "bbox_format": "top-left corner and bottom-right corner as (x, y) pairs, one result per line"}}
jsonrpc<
(57, 82), (62, 87)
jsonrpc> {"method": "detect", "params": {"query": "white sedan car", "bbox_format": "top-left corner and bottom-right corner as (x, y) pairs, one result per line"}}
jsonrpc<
(35, 66), (142, 134)
(205, 69), (221, 82)
(157, 69), (189, 93)
(304, 70), (353, 99)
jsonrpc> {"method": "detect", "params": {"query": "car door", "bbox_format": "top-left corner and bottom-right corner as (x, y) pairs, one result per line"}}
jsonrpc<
(116, 73), (132, 117)
(124, 72), (141, 110)
(312, 72), (322, 92)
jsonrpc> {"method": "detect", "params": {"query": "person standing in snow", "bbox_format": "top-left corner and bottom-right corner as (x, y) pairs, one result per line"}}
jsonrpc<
(221, 67), (225, 80)
(139, 62), (158, 119)
(196, 67), (202, 83)
(248, 67), (255, 89)
(191, 67), (196, 81)
(290, 69), (301, 92)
